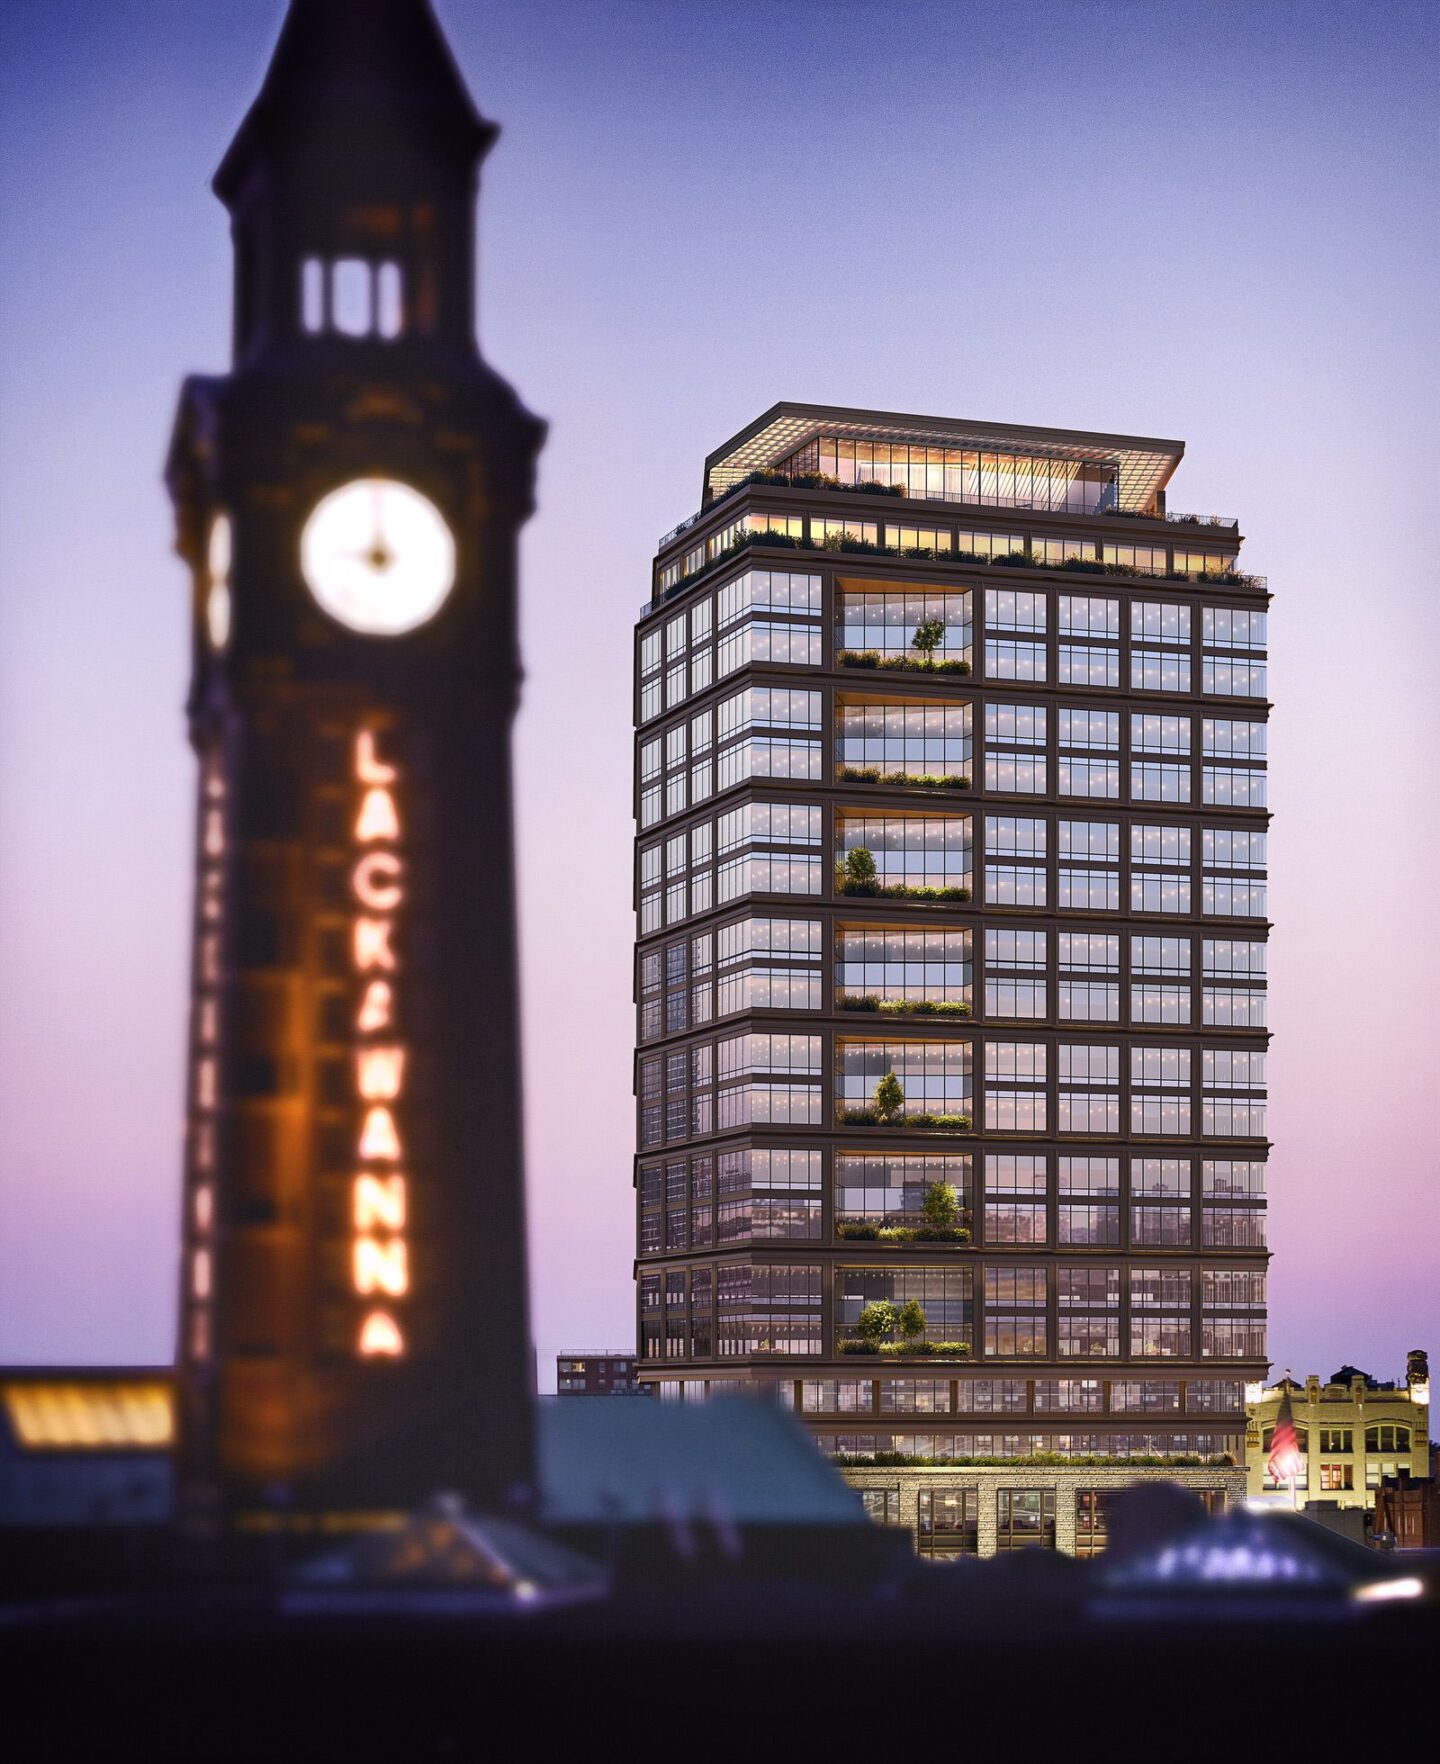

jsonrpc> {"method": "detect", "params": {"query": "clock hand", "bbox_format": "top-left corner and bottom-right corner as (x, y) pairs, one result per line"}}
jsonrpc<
(365, 486), (393, 571)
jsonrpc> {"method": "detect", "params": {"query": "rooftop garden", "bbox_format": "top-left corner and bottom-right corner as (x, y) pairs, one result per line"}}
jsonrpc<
(651, 522), (1262, 613)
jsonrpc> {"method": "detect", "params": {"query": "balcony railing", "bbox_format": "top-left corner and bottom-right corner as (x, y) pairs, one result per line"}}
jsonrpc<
(640, 527), (1266, 618)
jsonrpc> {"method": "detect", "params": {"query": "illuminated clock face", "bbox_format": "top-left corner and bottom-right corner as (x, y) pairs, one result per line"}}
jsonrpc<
(300, 478), (456, 635)
(205, 514), (232, 650)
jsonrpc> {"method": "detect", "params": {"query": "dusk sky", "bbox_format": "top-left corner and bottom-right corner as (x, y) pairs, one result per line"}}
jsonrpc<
(1, 0), (1435, 1392)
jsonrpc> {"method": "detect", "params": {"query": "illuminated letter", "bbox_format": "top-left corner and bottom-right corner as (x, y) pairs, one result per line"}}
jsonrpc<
(359, 1312), (405, 1357)
(354, 1235), (409, 1297)
(355, 788), (400, 843)
(359, 1107), (402, 1161)
(353, 851), (403, 911)
(355, 730), (397, 785)
(356, 1046), (406, 1102)
(203, 808), (224, 858)
(353, 917), (397, 972)
(353, 1174), (407, 1233)
(357, 980), (393, 1033)
(192, 1249), (212, 1299)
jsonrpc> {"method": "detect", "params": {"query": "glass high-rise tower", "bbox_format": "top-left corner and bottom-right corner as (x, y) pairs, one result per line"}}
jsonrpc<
(632, 406), (1268, 1550)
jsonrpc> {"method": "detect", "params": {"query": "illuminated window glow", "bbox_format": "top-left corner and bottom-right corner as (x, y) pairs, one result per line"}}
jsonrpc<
(1, 1382), (174, 1450)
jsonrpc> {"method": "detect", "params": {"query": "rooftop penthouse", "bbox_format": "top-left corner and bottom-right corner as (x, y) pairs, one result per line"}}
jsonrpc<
(648, 405), (1256, 618)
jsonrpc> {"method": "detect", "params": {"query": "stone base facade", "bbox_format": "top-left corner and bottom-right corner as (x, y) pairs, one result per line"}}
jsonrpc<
(841, 1463), (1246, 1558)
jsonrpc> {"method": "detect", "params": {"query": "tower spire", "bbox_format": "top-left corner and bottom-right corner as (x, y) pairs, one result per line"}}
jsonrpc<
(213, 0), (496, 363)
(214, 0), (495, 205)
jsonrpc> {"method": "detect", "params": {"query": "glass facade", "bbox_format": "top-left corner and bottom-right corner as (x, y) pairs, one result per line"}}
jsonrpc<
(635, 409), (1268, 1492)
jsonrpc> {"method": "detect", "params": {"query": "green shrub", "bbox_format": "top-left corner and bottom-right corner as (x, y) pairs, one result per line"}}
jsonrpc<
(836, 1221), (879, 1240)
(856, 1299), (898, 1346)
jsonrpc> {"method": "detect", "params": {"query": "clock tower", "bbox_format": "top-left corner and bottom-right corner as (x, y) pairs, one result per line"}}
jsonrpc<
(166, 0), (544, 1539)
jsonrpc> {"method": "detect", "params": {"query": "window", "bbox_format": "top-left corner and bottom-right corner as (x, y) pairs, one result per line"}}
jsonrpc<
(1059, 644), (1119, 688)
(1203, 657), (1267, 698)
(985, 703), (1047, 746)
(1102, 541), (1166, 575)
(996, 1489), (1056, 1549)
(1059, 980), (1119, 1021)
(1131, 649), (1192, 693)
(1132, 602), (1190, 644)
(838, 702), (972, 781)
(836, 1265), (974, 1345)
(985, 588), (1048, 633)
(1060, 757), (1120, 799)
(861, 1488), (904, 1526)
(1203, 606), (1267, 650)
(718, 917), (823, 1016)
(984, 1265), (1047, 1356)
(985, 1041), (1047, 1133)
(836, 1152), (973, 1226)
(985, 930), (1048, 1019)
(302, 256), (406, 339)
(1059, 596), (1118, 638)
(917, 1489), (978, 1555)
(1059, 1204), (1119, 1248)
(838, 1039), (972, 1123)
(811, 515), (878, 547)
(840, 814), (973, 894)
(1059, 932), (1119, 973)
(880, 1377), (952, 1414)
(838, 926), (972, 1006)
(986, 637), (1047, 681)
(840, 589), (973, 663)
(717, 1262), (822, 1357)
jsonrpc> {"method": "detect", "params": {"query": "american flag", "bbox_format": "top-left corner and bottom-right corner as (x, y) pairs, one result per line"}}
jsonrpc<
(1267, 1386), (1303, 1485)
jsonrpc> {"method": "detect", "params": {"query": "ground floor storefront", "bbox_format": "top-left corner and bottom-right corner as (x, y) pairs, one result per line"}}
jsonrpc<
(841, 1463), (1246, 1558)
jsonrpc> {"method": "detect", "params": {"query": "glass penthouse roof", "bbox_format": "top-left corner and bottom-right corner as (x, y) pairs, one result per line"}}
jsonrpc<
(702, 403), (1185, 515)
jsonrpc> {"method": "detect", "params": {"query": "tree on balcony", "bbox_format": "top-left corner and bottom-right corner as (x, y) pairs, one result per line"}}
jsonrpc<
(843, 845), (877, 887)
(911, 617), (945, 663)
(898, 1299), (927, 1344)
(856, 1300), (899, 1348)
(921, 1181), (960, 1229)
(873, 1070), (904, 1123)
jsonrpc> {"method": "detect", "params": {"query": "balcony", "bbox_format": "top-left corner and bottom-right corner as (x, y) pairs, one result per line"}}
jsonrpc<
(643, 516), (1264, 618)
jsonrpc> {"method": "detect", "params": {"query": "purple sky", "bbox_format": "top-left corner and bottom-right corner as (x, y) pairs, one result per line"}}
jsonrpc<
(1, 1), (1436, 1393)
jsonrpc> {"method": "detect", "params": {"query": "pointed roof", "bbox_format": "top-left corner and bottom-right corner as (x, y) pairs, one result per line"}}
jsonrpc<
(214, 0), (495, 205)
